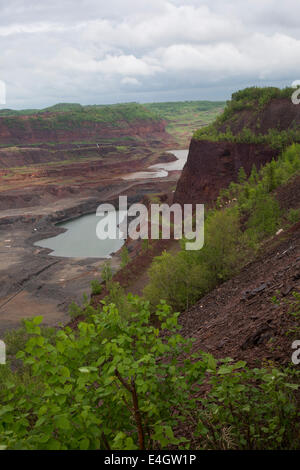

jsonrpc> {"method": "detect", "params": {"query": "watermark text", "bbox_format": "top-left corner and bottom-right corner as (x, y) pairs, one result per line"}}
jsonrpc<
(96, 196), (205, 251)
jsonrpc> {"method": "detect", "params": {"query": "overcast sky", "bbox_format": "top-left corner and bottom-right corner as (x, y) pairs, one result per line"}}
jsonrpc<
(1, 0), (300, 109)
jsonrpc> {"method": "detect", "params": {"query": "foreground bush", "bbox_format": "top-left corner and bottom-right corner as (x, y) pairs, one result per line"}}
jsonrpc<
(0, 297), (299, 450)
(198, 360), (300, 450)
(0, 298), (206, 450)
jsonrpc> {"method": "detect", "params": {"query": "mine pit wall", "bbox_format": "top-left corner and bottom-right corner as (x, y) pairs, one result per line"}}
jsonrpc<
(174, 138), (279, 206)
(0, 118), (167, 146)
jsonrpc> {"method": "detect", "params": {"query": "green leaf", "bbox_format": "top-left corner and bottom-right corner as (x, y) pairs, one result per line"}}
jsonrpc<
(55, 415), (71, 431)
(33, 316), (43, 326)
(79, 438), (90, 450)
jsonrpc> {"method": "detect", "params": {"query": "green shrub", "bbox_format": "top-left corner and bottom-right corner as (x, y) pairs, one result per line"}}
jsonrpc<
(246, 193), (280, 240)
(144, 209), (253, 311)
(120, 246), (130, 268)
(90, 279), (103, 295)
(101, 261), (113, 286)
(143, 250), (212, 311)
(287, 208), (300, 225)
(68, 301), (84, 319)
(103, 281), (131, 317)
(197, 360), (300, 450)
(0, 299), (207, 450)
(193, 87), (300, 150)
(0, 306), (298, 450)
(4, 320), (56, 358)
(145, 144), (300, 313)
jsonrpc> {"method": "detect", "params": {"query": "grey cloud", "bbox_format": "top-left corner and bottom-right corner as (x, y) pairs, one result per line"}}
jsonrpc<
(0, 0), (299, 108)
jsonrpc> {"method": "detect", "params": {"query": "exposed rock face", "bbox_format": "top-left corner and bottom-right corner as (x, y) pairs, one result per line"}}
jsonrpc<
(178, 216), (300, 366)
(0, 147), (68, 168)
(0, 116), (171, 169)
(217, 98), (300, 135)
(174, 96), (300, 206)
(0, 117), (167, 146)
(174, 139), (278, 205)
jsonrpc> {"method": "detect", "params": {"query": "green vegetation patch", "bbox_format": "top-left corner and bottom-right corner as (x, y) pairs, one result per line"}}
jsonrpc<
(144, 100), (225, 119)
(0, 300), (299, 450)
(144, 143), (300, 311)
(0, 103), (160, 132)
(144, 100), (225, 144)
(193, 87), (300, 150)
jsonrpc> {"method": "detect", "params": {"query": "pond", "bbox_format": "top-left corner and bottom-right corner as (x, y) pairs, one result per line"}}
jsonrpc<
(122, 149), (188, 180)
(34, 149), (188, 258)
(34, 210), (127, 258)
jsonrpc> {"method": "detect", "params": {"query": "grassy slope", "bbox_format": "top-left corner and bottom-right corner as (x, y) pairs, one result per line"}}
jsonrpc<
(0, 101), (225, 148)
(144, 100), (225, 146)
(0, 103), (161, 133)
(193, 87), (300, 150)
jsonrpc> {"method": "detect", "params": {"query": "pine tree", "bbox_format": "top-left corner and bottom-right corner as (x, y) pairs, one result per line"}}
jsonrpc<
(121, 245), (130, 268)
(249, 164), (258, 184)
(238, 166), (247, 184)
(101, 261), (113, 286)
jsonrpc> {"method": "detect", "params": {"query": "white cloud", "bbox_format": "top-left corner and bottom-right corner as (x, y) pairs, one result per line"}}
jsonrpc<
(81, 4), (243, 49)
(0, 22), (73, 36)
(149, 32), (300, 80)
(121, 77), (141, 86)
(0, 0), (300, 108)
(0, 80), (6, 104)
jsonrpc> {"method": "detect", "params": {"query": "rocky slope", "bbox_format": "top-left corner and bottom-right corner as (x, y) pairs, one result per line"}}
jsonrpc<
(175, 89), (300, 205)
(0, 103), (166, 146)
(217, 96), (300, 135)
(174, 139), (278, 204)
(173, 89), (300, 366)
(180, 222), (300, 366)
(0, 102), (173, 170)
(0, 102), (179, 212)
(0, 117), (167, 147)
(179, 175), (300, 366)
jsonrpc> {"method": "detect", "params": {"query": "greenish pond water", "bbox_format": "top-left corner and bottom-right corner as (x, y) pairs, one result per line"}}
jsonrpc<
(34, 210), (127, 258)
(34, 149), (188, 258)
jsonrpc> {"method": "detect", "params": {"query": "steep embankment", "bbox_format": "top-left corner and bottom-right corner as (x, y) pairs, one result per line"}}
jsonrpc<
(173, 87), (300, 366)
(180, 223), (300, 366)
(0, 103), (171, 169)
(174, 140), (278, 204)
(175, 87), (300, 205)
(0, 117), (166, 148)
(0, 102), (176, 209)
